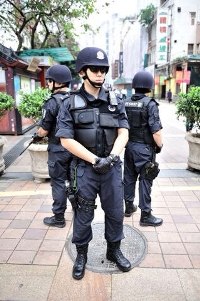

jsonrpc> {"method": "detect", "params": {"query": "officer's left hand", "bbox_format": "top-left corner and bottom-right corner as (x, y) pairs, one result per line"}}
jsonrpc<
(93, 156), (113, 174)
(32, 133), (43, 143)
(155, 144), (163, 154)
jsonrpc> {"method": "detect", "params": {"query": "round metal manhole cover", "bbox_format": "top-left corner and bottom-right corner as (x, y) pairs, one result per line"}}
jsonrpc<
(66, 223), (147, 273)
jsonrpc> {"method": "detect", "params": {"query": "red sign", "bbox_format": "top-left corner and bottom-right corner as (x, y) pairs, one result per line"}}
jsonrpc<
(155, 75), (160, 85)
(176, 71), (183, 84)
(183, 70), (191, 84)
(176, 70), (191, 84)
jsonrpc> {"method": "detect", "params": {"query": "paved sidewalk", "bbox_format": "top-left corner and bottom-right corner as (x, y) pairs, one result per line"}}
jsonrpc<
(0, 101), (200, 301)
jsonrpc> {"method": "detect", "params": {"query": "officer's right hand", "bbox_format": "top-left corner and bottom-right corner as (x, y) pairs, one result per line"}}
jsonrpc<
(32, 133), (43, 143)
(93, 156), (113, 174)
(155, 144), (163, 154)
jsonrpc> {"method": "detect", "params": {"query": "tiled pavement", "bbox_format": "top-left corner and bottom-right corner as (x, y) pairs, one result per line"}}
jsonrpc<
(0, 101), (200, 301)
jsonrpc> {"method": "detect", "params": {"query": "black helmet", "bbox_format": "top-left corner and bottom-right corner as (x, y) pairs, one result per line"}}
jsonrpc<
(45, 65), (72, 83)
(75, 47), (109, 73)
(132, 71), (154, 90)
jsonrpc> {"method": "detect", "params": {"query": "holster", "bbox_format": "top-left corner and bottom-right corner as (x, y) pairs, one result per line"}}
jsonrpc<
(77, 195), (97, 212)
(143, 161), (160, 180)
(142, 152), (160, 180)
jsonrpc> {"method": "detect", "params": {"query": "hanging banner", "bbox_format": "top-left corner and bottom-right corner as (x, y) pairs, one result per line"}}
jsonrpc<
(183, 70), (191, 84)
(159, 76), (165, 85)
(156, 8), (168, 66)
(176, 71), (183, 83)
(154, 75), (160, 85)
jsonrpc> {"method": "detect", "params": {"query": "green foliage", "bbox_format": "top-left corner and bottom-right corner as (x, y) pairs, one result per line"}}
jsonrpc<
(138, 4), (156, 26)
(176, 86), (200, 132)
(0, 92), (15, 118)
(0, 0), (97, 51)
(18, 88), (50, 122)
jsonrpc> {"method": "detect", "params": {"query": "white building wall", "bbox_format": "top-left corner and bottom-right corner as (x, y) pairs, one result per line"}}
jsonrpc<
(160, 0), (200, 60)
(122, 0), (159, 79)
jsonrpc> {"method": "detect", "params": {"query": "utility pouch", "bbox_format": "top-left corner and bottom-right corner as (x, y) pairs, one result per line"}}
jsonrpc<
(143, 161), (160, 180)
(69, 192), (78, 210)
(65, 182), (78, 209)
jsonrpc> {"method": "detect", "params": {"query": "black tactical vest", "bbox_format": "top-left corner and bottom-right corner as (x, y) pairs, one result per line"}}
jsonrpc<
(125, 96), (154, 144)
(69, 92), (120, 157)
(47, 93), (69, 145)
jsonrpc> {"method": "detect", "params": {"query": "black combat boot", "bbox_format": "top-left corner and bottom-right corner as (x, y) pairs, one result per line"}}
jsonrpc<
(140, 210), (163, 227)
(106, 241), (131, 272)
(124, 201), (137, 217)
(72, 244), (88, 280)
(43, 214), (66, 228)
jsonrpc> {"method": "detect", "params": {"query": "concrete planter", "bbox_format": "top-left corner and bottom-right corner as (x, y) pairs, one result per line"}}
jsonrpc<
(0, 136), (7, 175)
(185, 133), (200, 171)
(25, 142), (50, 183)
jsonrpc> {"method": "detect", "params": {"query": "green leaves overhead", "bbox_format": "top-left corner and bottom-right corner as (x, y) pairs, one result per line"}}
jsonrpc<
(0, 0), (96, 51)
(138, 4), (156, 26)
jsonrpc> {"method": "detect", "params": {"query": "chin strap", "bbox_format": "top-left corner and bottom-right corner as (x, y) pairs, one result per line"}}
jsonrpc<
(83, 72), (104, 88)
(51, 81), (68, 92)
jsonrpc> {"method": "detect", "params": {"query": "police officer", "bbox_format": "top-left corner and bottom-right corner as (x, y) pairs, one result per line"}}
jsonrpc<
(56, 47), (131, 280)
(124, 71), (163, 226)
(36, 64), (72, 228)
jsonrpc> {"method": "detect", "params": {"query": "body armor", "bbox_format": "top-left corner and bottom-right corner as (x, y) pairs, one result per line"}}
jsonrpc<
(69, 93), (119, 157)
(46, 93), (69, 145)
(125, 96), (154, 144)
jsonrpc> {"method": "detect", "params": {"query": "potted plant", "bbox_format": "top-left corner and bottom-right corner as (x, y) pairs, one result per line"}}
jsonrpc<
(0, 92), (15, 175)
(18, 87), (51, 182)
(176, 86), (200, 171)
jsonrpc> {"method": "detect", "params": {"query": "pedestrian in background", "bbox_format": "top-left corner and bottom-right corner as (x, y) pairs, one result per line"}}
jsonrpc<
(36, 65), (72, 228)
(123, 71), (163, 227)
(56, 47), (131, 280)
(167, 89), (172, 103)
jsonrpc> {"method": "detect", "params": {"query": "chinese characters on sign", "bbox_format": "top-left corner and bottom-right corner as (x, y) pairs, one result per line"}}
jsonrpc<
(156, 9), (168, 66)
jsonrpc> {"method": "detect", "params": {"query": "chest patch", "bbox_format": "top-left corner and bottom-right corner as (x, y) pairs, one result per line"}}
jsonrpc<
(125, 102), (143, 108)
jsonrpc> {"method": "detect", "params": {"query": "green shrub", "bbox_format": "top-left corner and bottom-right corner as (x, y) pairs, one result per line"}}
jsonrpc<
(176, 86), (200, 133)
(18, 87), (50, 122)
(0, 92), (15, 118)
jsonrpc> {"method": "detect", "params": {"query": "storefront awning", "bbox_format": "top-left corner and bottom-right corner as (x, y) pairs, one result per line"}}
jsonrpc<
(19, 47), (74, 62)
(113, 76), (132, 85)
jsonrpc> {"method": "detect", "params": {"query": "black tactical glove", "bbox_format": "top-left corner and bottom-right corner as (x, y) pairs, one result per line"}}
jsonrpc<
(93, 155), (119, 174)
(155, 144), (163, 154)
(32, 133), (43, 143)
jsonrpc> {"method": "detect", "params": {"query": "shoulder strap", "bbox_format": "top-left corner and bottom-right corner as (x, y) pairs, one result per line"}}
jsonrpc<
(51, 93), (70, 108)
(69, 93), (87, 109)
(141, 96), (152, 107)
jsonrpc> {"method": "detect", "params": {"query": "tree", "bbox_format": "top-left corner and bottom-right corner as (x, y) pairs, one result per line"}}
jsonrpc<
(138, 4), (156, 26)
(0, 0), (97, 51)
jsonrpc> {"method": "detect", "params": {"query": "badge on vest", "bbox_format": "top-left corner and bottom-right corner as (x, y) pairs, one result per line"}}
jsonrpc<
(108, 105), (116, 112)
(42, 108), (46, 118)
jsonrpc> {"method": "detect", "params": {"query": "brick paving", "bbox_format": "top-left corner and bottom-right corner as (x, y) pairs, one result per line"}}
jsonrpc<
(0, 101), (200, 301)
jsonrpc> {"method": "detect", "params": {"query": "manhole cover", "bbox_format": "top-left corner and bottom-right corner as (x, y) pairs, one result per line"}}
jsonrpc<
(66, 223), (147, 273)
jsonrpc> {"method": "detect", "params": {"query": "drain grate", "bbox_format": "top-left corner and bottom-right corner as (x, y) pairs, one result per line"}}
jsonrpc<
(66, 223), (147, 274)
(3, 137), (31, 169)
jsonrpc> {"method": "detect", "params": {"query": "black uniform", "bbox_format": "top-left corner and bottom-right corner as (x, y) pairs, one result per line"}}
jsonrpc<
(39, 92), (72, 215)
(124, 93), (162, 212)
(56, 85), (129, 245)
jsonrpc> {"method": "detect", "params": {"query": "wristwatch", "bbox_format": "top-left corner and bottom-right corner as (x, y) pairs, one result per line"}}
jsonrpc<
(109, 154), (120, 163)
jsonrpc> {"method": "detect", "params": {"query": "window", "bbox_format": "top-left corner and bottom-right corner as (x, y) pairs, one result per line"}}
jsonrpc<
(190, 12), (196, 25)
(188, 44), (194, 55)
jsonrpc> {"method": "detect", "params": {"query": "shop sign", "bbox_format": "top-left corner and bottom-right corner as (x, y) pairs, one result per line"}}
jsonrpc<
(156, 8), (168, 66)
